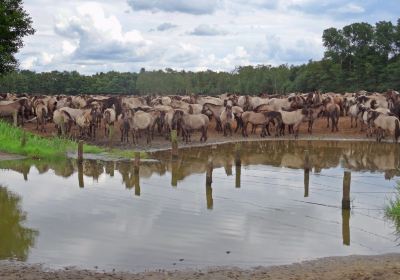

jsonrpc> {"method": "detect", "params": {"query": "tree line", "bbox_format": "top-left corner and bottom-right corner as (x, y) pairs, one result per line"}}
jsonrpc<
(1, 19), (399, 96)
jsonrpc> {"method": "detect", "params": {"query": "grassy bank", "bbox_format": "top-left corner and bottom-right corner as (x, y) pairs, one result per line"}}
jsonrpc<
(0, 120), (143, 159)
(385, 184), (400, 233)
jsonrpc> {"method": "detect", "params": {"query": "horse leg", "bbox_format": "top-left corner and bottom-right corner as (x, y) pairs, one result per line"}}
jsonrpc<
(242, 122), (248, 137)
(336, 116), (339, 132)
(326, 115), (330, 128)
(294, 123), (300, 139)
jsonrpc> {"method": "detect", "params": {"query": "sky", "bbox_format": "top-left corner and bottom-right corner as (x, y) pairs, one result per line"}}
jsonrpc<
(17, 0), (400, 74)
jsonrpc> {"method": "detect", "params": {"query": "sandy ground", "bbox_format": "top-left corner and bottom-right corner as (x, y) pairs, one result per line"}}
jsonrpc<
(1, 254), (400, 280)
(18, 116), (378, 152)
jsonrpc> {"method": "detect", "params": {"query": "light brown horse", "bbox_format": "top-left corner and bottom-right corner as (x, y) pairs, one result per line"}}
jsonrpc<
(34, 100), (48, 132)
(280, 108), (312, 138)
(103, 107), (116, 137)
(172, 110), (209, 143)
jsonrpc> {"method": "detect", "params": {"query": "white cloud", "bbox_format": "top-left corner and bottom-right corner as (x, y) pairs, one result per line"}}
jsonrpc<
(156, 22), (178, 31)
(54, 2), (154, 63)
(127, 0), (222, 15)
(189, 24), (227, 36)
(15, 0), (398, 74)
(333, 3), (365, 14)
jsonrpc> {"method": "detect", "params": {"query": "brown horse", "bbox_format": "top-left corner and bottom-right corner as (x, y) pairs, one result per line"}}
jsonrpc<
(220, 105), (235, 136)
(0, 98), (28, 126)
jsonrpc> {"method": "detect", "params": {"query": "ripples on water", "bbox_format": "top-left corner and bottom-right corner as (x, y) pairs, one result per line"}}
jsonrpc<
(0, 140), (399, 271)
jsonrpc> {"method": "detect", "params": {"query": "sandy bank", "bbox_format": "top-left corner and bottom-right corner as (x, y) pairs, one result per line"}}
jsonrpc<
(1, 254), (400, 280)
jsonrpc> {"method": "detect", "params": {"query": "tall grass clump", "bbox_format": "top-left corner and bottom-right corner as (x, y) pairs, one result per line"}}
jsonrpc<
(385, 183), (400, 233)
(0, 120), (102, 159)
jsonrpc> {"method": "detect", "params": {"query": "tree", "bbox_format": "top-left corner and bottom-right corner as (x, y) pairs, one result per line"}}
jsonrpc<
(0, 0), (35, 74)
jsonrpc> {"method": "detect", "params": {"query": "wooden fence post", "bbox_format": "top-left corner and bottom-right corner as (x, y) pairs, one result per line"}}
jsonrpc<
(108, 125), (114, 147)
(13, 111), (18, 127)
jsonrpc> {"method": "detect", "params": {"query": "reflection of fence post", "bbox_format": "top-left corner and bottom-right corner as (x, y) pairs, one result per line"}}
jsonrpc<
(171, 160), (178, 187)
(342, 209), (350, 246)
(206, 155), (213, 186)
(304, 149), (310, 197)
(134, 152), (140, 175)
(78, 161), (84, 188)
(171, 130), (178, 159)
(134, 174), (140, 196)
(78, 141), (83, 163)
(342, 171), (351, 209)
(206, 155), (214, 209)
(235, 143), (241, 188)
(133, 152), (140, 195)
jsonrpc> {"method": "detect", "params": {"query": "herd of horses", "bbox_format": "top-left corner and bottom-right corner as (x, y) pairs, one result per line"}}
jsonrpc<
(1, 90), (400, 144)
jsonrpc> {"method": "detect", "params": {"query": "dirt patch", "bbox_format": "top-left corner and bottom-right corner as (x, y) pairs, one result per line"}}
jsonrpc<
(19, 116), (378, 152)
(1, 254), (399, 280)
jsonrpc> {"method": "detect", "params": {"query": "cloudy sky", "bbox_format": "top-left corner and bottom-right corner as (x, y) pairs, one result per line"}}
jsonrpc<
(18, 0), (399, 74)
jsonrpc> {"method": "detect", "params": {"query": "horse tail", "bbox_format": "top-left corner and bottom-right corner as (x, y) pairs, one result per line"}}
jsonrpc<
(395, 119), (400, 142)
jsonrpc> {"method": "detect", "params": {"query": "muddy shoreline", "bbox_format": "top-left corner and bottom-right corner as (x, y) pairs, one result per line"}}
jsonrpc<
(1, 254), (400, 280)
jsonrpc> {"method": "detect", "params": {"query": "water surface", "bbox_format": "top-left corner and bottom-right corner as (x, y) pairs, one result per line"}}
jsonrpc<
(0, 140), (399, 271)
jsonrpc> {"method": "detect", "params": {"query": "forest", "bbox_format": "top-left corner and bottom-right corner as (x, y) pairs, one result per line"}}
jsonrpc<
(1, 19), (399, 96)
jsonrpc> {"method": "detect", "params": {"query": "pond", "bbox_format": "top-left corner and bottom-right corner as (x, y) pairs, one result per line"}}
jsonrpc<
(0, 140), (399, 271)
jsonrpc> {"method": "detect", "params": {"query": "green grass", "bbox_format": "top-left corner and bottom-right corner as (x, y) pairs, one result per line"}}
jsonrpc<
(385, 183), (400, 233)
(0, 120), (129, 159)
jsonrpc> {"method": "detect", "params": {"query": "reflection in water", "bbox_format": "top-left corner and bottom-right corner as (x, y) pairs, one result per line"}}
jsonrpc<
(342, 171), (351, 210)
(0, 140), (400, 271)
(342, 209), (351, 246)
(304, 150), (310, 197)
(0, 186), (38, 261)
(78, 161), (84, 188)
(235, 145), (241, 188)
(206, 156), (214, 210)
(171, 160), (179, 187)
